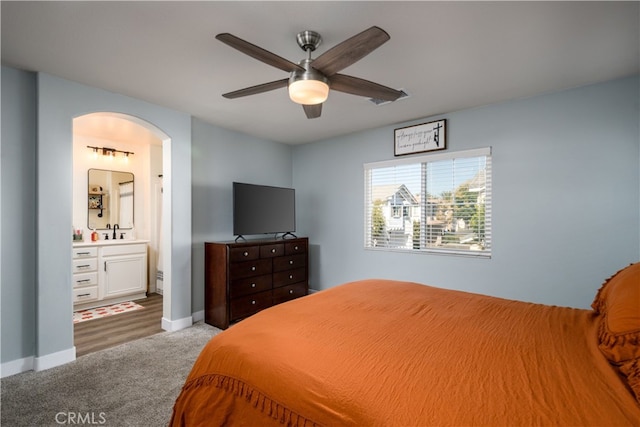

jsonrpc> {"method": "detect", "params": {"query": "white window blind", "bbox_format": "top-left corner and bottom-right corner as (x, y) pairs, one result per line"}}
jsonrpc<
(364, 147), (491, 257)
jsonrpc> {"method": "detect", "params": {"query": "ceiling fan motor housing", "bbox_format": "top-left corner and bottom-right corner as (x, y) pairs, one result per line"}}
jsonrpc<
(296, 30), (322, 52)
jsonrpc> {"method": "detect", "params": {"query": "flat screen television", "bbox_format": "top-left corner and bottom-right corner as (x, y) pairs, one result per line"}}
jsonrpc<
(233, 182), (296, 237)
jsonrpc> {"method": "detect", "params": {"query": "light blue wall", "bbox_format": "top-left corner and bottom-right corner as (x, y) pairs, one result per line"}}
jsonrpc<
(293, 76), (640, 309)
(2, 64), (638, 371)
(0, 67), (293, 369)
(191, 118), (293, 313)
(35, 73), (193, 359)
(1, 67), (37, 364)
(29, 72), (192, 365)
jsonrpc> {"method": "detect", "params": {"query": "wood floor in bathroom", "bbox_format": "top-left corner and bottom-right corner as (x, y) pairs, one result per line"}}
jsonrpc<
(74, 293), (164, 357)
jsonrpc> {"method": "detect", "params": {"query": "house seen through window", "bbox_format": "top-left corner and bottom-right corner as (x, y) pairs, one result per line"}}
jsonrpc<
(364, 147), (491, 257)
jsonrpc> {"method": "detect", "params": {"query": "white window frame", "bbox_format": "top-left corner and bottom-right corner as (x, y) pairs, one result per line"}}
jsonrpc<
(364, 147), (492, 258)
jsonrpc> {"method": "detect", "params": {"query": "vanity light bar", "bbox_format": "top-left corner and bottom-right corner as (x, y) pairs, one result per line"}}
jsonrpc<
(87, 146), (135, 157)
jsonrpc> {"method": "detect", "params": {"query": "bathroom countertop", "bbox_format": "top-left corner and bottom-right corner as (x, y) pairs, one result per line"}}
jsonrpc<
(73, 239), (149, 248)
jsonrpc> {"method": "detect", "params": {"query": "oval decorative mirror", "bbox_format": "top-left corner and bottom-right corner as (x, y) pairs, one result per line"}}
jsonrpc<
(88, 168), (134, 230)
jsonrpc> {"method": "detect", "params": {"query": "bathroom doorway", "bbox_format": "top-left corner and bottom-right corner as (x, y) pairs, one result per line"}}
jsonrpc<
(72, 112), (169, 353)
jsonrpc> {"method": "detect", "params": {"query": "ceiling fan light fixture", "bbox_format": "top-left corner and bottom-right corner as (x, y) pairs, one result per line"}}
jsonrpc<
(289, 78), (329, 105)
(288, 59), (329, 105)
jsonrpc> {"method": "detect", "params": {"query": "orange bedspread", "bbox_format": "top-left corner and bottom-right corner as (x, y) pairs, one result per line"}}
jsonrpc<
(171, 279), (640, 426)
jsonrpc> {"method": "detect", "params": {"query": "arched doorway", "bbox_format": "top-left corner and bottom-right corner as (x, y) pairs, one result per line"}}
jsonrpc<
(33, 73), (192, 372)
(72, 112), (171, 345)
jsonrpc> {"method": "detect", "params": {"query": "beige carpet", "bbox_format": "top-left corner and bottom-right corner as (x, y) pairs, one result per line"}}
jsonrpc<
(1, 321), (221, 426)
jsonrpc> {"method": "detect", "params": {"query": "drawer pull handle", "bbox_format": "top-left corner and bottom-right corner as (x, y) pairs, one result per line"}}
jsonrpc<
(77, 252), (90, 255)
(251, 266), (256, 271)
(77, 279), (91, 283)
(294, 246), (299, 250)
(289, 274), (293, 279)
(243, 251), (249, 257)
(77, 264), (91, 269)
(289, 260), (294, 265)
(289, 289), (294, 294)
(251, 300), (256, 305)
(78, 293), (91, 297)
(251, 283), (256, 288)
(271, 248), (276, 253)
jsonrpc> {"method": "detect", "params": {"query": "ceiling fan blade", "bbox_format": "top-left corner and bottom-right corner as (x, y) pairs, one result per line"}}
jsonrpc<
(329, 74), (403, 102)
(216, 33), (304, 73)
(311, 26), (390, 76)
(222, 79), (289, 99)
(303, 104), (322, 119)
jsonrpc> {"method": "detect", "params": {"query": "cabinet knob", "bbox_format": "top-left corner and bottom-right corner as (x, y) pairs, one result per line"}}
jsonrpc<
(294, 246), (299, 250)
(251, 283), (256, 288)
(289, 289), (294, 294)
(289, 260), (294, 265)
(251, 266), (256, 271)
(251, 300), (256, 305)
(243, 251), (249, 257)
(289, 274), (293, 279)
(271, 248), (276, 253)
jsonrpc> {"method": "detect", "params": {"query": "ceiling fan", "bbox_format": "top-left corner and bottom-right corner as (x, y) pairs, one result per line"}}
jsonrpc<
(216, 26), (403, 119)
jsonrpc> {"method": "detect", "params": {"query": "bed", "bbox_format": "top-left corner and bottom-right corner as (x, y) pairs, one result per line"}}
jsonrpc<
(171, 262), (640, 426)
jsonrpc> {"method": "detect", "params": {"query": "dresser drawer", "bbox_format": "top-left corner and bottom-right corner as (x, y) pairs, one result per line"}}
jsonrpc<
(273, 267), (306, 288)
(229, 258), (272, 279)
(73, 286), (99, 304)
(273, 254), (306, 272)
(285, 240), (307, 255)
(230, 290), (272, 320)
(229, 274), (272, 299)
(260, 243), (284, 258)
(73, 258), (98, 273)
(73, 272), (98, 288)
(73, 247), (98, 259)
(229, 246), (259, 262)
(273, 283), (307, 304)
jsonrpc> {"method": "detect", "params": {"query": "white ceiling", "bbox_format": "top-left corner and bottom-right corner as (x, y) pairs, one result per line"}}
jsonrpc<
(2, 1), (638, 145)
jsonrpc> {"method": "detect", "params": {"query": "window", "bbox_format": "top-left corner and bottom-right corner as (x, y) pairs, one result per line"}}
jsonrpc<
(364, 147), (491, 257)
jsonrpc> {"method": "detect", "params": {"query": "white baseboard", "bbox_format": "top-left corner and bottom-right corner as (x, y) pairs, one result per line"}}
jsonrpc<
(33, 346), (76, 372)
(1, 356), (34, 378)
(191, 310), (204, 323)
(161, 315), (192, 332)
(3, 312), (204, 377)
(4, 313), (203, 377)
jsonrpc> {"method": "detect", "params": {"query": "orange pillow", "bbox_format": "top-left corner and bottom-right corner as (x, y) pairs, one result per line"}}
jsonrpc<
(591, 262), (640, 363)
(592, 262), (640, 404)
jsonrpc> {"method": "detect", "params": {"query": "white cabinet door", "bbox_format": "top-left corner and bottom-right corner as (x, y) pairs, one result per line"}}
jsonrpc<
(102, 254), (147, 298)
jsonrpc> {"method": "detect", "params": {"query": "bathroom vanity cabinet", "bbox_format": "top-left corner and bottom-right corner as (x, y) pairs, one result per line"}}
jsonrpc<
(72, 246), (99, 304)
(72, 240), (148, 310)
(101, 243), (147, 299)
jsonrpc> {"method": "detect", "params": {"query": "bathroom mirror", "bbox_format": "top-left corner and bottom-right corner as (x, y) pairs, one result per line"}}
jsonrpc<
(88, 168), (134, 230)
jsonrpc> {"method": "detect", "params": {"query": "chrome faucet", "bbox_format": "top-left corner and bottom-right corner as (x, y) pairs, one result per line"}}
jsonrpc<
(113, 224), (119, 240)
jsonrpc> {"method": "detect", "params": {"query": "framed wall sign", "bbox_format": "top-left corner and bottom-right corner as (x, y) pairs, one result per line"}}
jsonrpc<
(394, 119), (446, 156)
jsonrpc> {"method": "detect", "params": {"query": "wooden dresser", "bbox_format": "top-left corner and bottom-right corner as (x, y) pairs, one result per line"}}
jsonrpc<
(204, 237), (308, 329)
